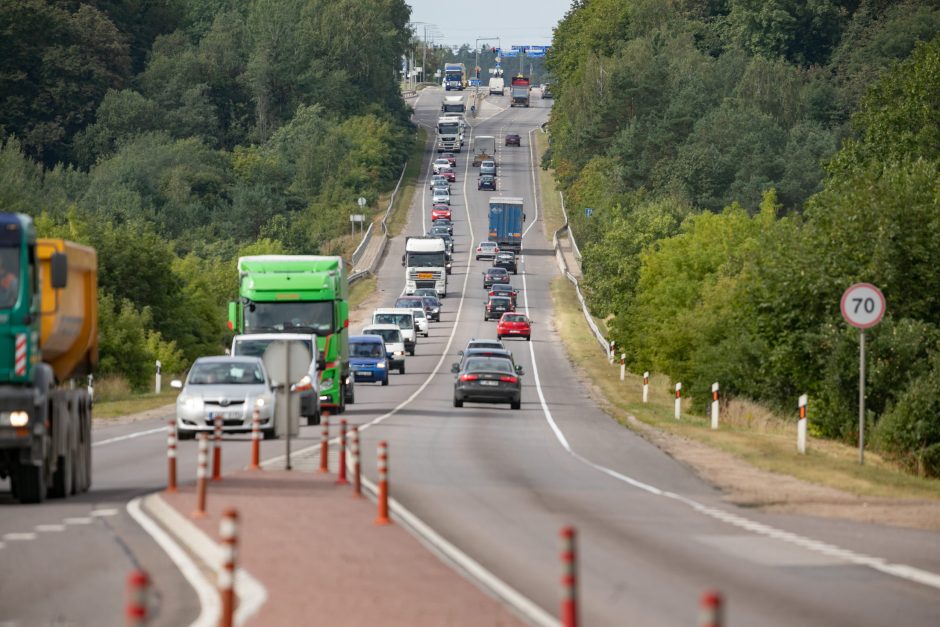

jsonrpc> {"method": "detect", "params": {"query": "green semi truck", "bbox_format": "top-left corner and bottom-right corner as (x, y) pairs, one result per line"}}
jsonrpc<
(228, 255), (354, 415)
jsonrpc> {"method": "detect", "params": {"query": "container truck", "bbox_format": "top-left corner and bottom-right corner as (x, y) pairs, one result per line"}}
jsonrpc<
(402, 236), (447, 297)
(228, 255), (354, 414)
(510, 75), (531, 107)
(444, 63), (467, 90)
(488, 197), (525, 252)
(0, 213), (96, 503)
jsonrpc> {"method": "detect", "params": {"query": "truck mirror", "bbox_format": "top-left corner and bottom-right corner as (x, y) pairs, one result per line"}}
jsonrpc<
(50, 252), (68, 289)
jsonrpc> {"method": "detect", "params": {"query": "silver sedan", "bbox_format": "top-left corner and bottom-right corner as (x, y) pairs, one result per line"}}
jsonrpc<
(173, 356), (276, 439)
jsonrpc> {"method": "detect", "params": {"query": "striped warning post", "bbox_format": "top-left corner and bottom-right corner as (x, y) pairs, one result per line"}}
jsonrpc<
(192, 433), (209, 518)
(642, 371), (649, 403)
(14, 333), (26, 376)
(351, 425), (361, 497)
(336, 419), (348, 485)
(125, 570), (150, 626)
(166, 419), (177, 493)
(249, 408), (261, 470)
(674, 382), (682, 420)
(699, 591), (724, 627)
(211, 414), (222, 481)
(218, 509), (239, 627)
(560, 526), (578, 627)
(374, 440), (390, 525)
(319, 415), (330, 473)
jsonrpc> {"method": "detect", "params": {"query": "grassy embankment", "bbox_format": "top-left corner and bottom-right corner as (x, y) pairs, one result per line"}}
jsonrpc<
(93, 377), (178, 420)
(385, 127), (428, 237)
(537, 135), (940, 501)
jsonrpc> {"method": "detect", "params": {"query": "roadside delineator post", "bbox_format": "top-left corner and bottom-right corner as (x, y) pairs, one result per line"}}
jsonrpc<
(674, 382), (682, 420)
(798, 394), (808, 455)
(192, 433), (209, 518)
(699, 590), (724, 627)
(375, 440), (390, 525)
(351, 425), (361, 497)
(560, 526), (578, 627)
(711, 383), (720, 430)
(125, 570), (150, 626)
(166, 419), (177, 493)
(212, 414), (222, 481)
(336, 419), (349, 485)
(642, 371), (649, 403)
(319, 414), (330, 474)
(249, 408), (261, 470)
(619, 353), (625, 382)
(218, 508), (239, 627)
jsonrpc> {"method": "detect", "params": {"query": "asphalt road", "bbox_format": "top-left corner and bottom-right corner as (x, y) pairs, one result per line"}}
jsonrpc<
(1, 86), (939, 626)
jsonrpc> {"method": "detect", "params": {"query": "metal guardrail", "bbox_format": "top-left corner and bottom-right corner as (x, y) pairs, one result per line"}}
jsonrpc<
(351, 223), (374, 267)
(348, 160), (408, 285)
(559, 191), (581, 262)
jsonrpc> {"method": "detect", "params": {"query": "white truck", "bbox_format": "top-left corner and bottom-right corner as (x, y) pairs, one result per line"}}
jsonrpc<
(488, 76), (504, 96)
(402, 236), (447, 297)
(441, 95), (466, 113)
(436, 116), (462, 152)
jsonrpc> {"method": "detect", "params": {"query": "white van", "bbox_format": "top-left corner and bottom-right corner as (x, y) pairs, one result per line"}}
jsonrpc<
(362, 324), (406, 374)
(372, 308), (417, 355)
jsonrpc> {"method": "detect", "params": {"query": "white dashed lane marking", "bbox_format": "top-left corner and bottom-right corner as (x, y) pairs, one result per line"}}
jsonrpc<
(36, 524), (66, 532)
(3, 532), (37, 541)
(64, 517), (93, 525)
(91, 508), (119, 517)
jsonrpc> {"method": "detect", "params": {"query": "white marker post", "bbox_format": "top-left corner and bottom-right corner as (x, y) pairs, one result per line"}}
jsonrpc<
(674, 383), (682, 420)
(642, 372), (649, 404)
(619, 354), (625, 382)
(798, 394), (808, 454)
(155, 360), (162, 394)
(711, 383), (720, 430)
(840, 283), (886, 465)
(608, 340), (615, 364)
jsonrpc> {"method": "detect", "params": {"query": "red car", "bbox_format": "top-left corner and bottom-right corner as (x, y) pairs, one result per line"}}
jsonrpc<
(431, 205), (452, 221)
(441, 169), (456, 182)
(496, 312), (531, 341)
(442, 153), (457, 168)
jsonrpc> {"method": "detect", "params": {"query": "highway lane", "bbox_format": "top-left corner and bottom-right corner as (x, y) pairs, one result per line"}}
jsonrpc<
(351, 87), (940, 626)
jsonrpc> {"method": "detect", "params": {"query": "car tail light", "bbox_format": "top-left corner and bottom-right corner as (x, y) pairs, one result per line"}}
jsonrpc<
(499, 376), (518, 384)
(459, 374), (479, 382)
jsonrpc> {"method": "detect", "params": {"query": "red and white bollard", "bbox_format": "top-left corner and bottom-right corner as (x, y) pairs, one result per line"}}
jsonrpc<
(249, 408), (261, 470)
(319, 414), (330, 474)
(798, 394), (808, 455)
(674, 382), (682, 420)
(699, 590), (724, 627)
(560, 526), (578, 627)
(218, 508), (239, 627)
(375, 440), (390, 525)
(212, 414), (222, 481)
(619, 353), (625, 382)
(166, 419), (177, 493)
(351, 425), (361, 497)
(336, 419), (348, 485)
(126, 570), (150, 626)
(193, 433), (209, 518)
(642, 371), (649, 403)
(711, 382), (720, 430)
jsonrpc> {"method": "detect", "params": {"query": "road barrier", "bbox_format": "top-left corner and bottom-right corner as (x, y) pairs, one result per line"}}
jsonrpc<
(336, 419), (349, 485)
(166, 419), (177, 493)
(319, 415), (330, 473)
(249, 409), (261, 470)
(218, 509), (239, 627)
(699, 591), (724, 627)
(351, 425), (361, 497)
(212, 414), (222, 481)
(349, 160), (409, 285)
(798, 394), (808, 454)
(125, 570), (150, 626)
(560, 526), (578, 627)
(193, 433), (209, 518)
(375, 440), (390, 525)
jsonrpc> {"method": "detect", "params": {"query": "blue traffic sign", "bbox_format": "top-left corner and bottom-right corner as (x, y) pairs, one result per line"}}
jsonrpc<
(585, 207), (593, 217)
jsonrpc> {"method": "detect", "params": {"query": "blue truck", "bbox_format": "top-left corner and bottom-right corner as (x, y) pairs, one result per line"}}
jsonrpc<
(488, 197), (525, 252)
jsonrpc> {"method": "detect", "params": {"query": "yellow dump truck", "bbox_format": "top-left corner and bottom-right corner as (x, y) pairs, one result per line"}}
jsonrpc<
(0, 213), (97, 503)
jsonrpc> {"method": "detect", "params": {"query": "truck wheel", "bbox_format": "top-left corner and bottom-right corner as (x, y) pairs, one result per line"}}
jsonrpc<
(14, 463), (46, 504)
(511, 401), (521, 410)
(51, 447), (73, 499)
(307, 412), (321, 426)
(337, 384), (347, 414)
(399, 364), (406, 375)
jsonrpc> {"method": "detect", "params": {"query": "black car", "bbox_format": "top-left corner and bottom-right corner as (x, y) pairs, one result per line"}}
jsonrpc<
(493, 251), (517, 274)
(483, 266), (510, 289)
(420, 296), (442, 321)
(505, 133), (521, 147)
(478, 174), (497, 191)
(451, 348), (523, 374)
(453, 356), (522, 410)
(428, 228), (454, 253)
(484, 295), (514, 320)
(433, 218), (454, 235)
(488, 283), (518, 305)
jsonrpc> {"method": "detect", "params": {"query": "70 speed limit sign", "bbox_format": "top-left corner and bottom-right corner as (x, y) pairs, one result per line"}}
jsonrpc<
(841, 283), (885, 329)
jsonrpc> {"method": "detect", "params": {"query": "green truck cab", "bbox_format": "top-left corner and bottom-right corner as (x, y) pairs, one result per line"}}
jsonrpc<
(228, 255), (354, 414)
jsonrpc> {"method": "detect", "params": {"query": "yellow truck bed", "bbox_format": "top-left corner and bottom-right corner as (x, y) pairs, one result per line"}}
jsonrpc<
(36, 239), (98, 382)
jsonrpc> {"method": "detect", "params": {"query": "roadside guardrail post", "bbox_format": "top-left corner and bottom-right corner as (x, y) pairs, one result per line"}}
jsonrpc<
(798, 394), (808, 454)
(125, 570), (150, 626)
(643, 371), (649, 403)
(699, 590), (724, 627)
(375, 440), (390, 525)
(619, 353), (625, 382)
(560, 526), (578, 627)
(675, 383), (682, 420)
(249, 408), (261, 470)
(192, 433), (209, 518)
(336, 419), (349, 485)
(212, 414), (222, 481)
(218, 509), (239, 627)
(166, 419), (177, 493)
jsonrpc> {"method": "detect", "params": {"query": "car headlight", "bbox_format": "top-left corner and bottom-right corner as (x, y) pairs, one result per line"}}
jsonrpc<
(255, 394), (274, 408)
(432, 307), (440, 314)
(376, 361), (386, 369)
(180, 395), (204, 412)
(1, 410), (30, 427)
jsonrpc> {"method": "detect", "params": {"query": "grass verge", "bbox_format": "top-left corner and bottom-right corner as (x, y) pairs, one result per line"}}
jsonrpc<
(94, 390), (177, 420)
(534, 131), (564, 237)
(549, 276), (940, 501)
(386, 127), (428, 237)
(349, 274), (377, 311)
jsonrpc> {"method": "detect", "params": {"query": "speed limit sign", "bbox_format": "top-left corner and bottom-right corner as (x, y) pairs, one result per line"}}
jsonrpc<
(840, 283), (885, 329)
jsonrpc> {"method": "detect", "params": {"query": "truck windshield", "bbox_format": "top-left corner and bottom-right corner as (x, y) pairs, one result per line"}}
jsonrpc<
(245, 301), (333, 335)
(233, 338), (315, 360)
(0, 244), (20, 309)
(438, 122), (459, 134)
(406, 252), (445, 267)
(442, 104), (464, 113)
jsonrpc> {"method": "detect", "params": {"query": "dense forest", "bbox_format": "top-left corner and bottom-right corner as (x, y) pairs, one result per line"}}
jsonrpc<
(0, 0), (415, 388)
(546, 0), (940, 475)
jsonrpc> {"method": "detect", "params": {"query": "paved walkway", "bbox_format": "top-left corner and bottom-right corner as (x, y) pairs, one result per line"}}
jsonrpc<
(149, 452), (526, 626)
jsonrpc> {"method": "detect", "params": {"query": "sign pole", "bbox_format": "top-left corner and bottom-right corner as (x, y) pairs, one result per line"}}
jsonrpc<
(284, 341), (292, 470)
(840, 283), (884, 466)
(859, 329), (865, 465)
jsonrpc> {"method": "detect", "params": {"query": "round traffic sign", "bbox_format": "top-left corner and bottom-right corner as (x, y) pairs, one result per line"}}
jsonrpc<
(840, 283), (886, 329)
(357, 196), (367, 207)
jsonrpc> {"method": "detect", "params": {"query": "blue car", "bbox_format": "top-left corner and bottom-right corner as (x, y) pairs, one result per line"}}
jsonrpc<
(349, 335), (390, 386)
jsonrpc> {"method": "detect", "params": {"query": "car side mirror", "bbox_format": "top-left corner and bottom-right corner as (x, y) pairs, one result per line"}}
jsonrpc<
(515, 365), (525, 376)
(50, 252), (68, 289)
(170, 379), (183, 390)
(450, 363), (459, 373)
(457, 350), (464, 357)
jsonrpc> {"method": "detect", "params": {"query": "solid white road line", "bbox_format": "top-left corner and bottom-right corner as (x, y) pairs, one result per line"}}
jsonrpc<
(93, 426), (167, 447)
(519, 131), (940, 594)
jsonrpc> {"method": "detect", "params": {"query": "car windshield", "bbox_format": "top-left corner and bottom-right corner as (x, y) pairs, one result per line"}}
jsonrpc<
(422, 297), (438, 308)
(395, 298), (423, 308)
(465, 357), (514, 374)
(244, 301), (333, 334)
(188, 362), (265, 385)
(503, 314), (527, 323)
(374, 313), (413, 329)
(351, 342), (385, 358)
(480, 243), (496, 248)
(412, 309), (426, 319)
(365, 328), (402, 343)
(488, 268), (507, 275)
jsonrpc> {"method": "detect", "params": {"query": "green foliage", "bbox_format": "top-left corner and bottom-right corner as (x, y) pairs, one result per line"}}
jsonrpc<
(875, 353), (940, 477)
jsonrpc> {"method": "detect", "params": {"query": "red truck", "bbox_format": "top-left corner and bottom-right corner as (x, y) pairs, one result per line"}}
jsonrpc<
(510, 75), (530, 108)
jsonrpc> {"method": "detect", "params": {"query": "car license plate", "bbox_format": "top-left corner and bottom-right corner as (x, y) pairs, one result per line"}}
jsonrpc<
(509, 330), (520, 333)
(480, 380), (498, 386)
(221, 411), (241, 419)
(358, 371), (372, 377)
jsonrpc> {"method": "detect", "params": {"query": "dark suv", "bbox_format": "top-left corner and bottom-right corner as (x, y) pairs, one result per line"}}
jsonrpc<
(484, 295), (514, 320)
(493, 251), (517, 274)
(478, 174), (496, 191)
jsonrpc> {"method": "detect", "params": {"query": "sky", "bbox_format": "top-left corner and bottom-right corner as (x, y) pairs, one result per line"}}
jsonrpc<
(405, 0), (573, 48)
